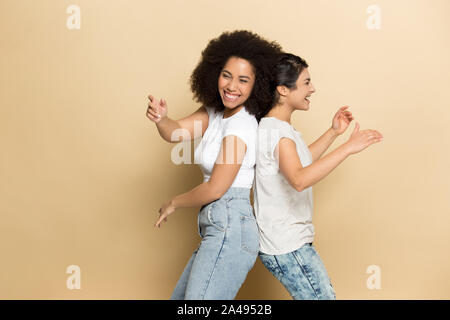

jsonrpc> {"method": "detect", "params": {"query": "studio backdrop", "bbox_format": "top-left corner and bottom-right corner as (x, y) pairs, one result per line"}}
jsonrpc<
(1, 0), (449, 299)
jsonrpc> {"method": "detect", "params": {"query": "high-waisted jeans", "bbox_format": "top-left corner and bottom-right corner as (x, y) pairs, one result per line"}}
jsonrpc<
(171, 187), (259, 300)
(259, 243), (336, 300)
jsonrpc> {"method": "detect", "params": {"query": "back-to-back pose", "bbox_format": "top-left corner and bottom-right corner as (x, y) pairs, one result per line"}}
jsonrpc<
(253, 53), (383, 299)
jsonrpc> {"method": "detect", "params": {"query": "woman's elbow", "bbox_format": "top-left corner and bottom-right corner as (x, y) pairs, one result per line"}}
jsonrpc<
(291, 171), (307, 192)
(291, 176), (307, 192)
(293, 182), (304, 192)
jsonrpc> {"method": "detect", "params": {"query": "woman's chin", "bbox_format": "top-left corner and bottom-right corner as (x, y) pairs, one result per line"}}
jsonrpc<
(295, 104), (309, 111)
(222, 101), (240, 110)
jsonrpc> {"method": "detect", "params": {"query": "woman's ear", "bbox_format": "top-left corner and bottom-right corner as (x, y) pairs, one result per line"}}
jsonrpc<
(276, 85), (289, 97)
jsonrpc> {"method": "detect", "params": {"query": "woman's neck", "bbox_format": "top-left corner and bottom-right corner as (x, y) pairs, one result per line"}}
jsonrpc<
(223, 105), (244, 119)
(265, 103), (294, 124)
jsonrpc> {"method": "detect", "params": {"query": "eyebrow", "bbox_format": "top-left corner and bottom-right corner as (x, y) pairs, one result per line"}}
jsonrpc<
(304, 78), (311, 81)
(223, 70), (252, 80)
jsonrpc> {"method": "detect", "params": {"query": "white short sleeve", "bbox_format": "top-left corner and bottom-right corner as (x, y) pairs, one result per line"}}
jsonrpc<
(269, 124), (297, 162)
(223, 118), (254, 147)
(205, 106), (218, 125)
(194, 106), (258, 189)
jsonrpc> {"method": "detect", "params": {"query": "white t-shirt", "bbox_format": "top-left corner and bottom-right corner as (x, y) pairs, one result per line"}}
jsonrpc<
(253, 117), (315, 255)
(194, 106), (258, 189)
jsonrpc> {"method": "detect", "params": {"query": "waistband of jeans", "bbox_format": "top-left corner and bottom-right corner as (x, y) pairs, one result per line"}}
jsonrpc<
(220, 187), (251, 200)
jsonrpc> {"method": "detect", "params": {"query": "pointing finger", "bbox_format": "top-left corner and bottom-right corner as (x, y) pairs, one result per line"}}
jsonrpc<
(155, 216), (164, 228)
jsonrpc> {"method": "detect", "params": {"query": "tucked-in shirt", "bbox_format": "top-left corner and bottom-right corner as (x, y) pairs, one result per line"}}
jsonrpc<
(253, 117), (315, 255)
(194, 106), (258, 189)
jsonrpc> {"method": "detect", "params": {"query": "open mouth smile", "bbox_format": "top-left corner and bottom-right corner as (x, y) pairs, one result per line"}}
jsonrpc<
(224, 91), (240, 102)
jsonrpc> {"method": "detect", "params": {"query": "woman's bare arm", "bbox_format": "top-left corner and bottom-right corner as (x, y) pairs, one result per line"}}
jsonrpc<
(308, 106), (354, 161)
(307, 127), (339, 162)
(155, 135), (247, 227)
(146, 94), (209, 143)
(276, 138), (350, 192)
(276, 122), (383, 192)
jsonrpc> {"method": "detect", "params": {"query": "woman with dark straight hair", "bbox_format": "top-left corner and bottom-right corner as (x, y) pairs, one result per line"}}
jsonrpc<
(254, 53), (383, 299)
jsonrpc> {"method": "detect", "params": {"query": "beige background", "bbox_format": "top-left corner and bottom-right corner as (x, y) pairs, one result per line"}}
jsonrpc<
(1, 0), (449, 299)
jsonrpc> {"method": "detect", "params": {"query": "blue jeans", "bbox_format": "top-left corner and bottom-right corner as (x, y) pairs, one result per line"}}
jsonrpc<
(259, 243), (336, 300)
(171, 187), (259, 300)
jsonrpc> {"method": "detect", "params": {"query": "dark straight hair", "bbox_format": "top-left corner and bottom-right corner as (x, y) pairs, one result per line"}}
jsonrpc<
(272, 53), (309, 107)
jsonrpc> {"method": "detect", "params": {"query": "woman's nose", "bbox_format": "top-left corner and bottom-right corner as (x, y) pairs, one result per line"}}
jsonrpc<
(227, 79), (238, 91)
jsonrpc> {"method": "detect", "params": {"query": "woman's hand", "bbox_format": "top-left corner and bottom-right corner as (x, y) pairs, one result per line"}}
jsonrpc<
(146, 94), (168, 123)
(331, 106), (353, 135)
(343, 122), (383, 155)
(155, 199), (176, 228)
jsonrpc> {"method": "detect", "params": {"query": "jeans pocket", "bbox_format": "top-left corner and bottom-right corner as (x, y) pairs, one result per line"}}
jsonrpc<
(240, 215), (259, 255)
(207, 200), (227, 232)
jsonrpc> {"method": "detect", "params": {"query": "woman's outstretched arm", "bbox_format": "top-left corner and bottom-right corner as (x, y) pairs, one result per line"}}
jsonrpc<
(155, 135), (247, 227)
(308, 106), (353, 161)
(278, 122), (383, 192)
(146, 94), (209, 143)
(307, 128), (339, 162)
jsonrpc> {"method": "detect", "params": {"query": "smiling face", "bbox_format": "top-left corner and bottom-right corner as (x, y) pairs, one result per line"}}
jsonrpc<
(218, 56), (256, 111)
(286, 68), (316, 111)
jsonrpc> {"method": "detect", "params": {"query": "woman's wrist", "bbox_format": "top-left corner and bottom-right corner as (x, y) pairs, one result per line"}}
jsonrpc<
(340, 142), (353, 156)
(328, 127), (340, 138)
(169, 197), (178, 210)
(156, 114), (169, 127)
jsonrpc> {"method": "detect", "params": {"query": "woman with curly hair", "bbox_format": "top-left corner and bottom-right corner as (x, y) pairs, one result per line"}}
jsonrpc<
(146, 30), (282, 299)
(254, 53), (383, 299)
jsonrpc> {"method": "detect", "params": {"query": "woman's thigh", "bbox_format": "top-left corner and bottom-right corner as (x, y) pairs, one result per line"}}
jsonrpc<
(170, 248), (198, 300)
(260, 243), (336, 300)
(184, 198), (259, 299)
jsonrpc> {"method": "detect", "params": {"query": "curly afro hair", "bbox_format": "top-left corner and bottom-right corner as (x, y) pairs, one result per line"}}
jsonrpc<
(190, 30), (283, 122)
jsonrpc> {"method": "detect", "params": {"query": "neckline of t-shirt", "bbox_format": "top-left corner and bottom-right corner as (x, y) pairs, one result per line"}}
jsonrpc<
(222, 106), (245, 121)
(261, 117), (302, 135)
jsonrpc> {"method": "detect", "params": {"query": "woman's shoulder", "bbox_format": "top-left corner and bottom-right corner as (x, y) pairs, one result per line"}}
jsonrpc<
(224, 107), (257, 128)
(236, 107), (258, 127)
(204, 106), (224, 127)
(258, 117), (293, 132)
(205, 105), (221, 117)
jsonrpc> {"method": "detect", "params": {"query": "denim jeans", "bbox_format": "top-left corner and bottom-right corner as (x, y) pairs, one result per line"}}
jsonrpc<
(171, 187), (259, 300)
(259, 243), (336, 300)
